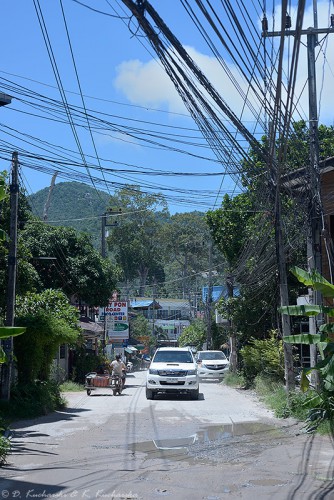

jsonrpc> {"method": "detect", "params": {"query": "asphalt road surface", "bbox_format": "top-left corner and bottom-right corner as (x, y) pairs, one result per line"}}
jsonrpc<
(1, 370), (334, 500)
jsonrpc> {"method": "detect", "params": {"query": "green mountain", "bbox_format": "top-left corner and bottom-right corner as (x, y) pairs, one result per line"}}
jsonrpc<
(27, 182), (114, 248)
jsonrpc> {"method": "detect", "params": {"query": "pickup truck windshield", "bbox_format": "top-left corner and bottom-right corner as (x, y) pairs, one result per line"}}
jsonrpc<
(153, 351), (194, 363)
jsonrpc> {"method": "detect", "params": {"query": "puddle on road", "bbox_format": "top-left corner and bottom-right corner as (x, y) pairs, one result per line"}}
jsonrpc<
(128, 421), (285, 464)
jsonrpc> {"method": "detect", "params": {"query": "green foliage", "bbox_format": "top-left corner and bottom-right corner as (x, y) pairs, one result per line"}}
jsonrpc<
(279, 267), (334, 431)
(107, 185), (168, 295)
(206, 193), (253, 267)
(223, 371), (245, 387)
(130, 314), (152, 338)
(280, 266), (334, 394)
(240, 330), (285, 385)
(5, 381), (65, 419)
(178, 318), (206, 350)
(0, 327), (26, 364)
(254, 375), (309, 420)
(14, 289), (80, 384)
(0, 404), (10, 465)
(17, 289), (79, 327)
(71, 344), (106, 383)
(302, 391), (334, 433)
(216, 289), (278, 344)
(60, 380), (84, 392)
(21, 220), (120, 305)
(0, 432), (10, 466)
(160, 212), (213, 297)
(14, 313), (78, 383)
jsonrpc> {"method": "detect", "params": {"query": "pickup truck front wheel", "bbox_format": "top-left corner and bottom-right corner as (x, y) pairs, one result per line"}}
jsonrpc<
(146, 388), (155, 400)
(190, 387), (199, 400)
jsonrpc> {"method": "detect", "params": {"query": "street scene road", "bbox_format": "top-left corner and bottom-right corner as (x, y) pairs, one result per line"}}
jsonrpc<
(1, 370), (334, 500)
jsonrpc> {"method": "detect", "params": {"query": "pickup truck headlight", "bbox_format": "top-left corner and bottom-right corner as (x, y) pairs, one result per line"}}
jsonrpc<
(149, 368), (159, 375)
(187, 370), (197, 375)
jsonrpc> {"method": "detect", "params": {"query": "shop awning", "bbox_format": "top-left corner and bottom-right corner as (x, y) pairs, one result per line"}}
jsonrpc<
(124, 345), (138, 354)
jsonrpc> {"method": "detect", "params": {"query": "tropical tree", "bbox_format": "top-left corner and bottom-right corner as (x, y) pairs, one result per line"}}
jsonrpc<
(178, 318), (206, 350)
(206, 193), (253, 268)
(160, 211), (212, 298)
(21, 219), (120, 305)
(107, 185), (168, 296)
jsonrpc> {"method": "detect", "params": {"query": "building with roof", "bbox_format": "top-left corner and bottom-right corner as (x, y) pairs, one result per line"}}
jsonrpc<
(129, 297), (191, 340)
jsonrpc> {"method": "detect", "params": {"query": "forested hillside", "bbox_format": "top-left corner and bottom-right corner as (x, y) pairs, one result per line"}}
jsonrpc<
(27, 182), (113, 249)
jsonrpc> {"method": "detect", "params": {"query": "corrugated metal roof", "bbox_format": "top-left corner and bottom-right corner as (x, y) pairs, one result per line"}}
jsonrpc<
(130, 300), (161, 309)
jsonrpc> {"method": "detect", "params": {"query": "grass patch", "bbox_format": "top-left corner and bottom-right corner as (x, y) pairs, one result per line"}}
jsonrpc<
(223, 372), (245, 387)
(254, 375), (309, 420)
(60, 381), (84, 392)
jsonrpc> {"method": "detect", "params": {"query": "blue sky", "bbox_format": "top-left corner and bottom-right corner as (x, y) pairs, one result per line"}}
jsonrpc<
(1, 1), (334, 214)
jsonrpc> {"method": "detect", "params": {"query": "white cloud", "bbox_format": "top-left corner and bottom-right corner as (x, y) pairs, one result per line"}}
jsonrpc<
(114, 46), (260, 122)
(113, 2), (334, 127)
(114, 58), (185, 113)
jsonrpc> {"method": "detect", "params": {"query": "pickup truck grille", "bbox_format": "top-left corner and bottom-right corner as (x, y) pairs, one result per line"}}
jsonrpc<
(203, 364), (226, 370)
(158, 370), (187, 377)
(160, 381), (185, 385)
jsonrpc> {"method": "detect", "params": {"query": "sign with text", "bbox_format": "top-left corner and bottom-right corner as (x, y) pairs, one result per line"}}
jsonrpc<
(107, 325), (129, 341)
(99, 300), (129, 342)
(99, 301), (128, 322)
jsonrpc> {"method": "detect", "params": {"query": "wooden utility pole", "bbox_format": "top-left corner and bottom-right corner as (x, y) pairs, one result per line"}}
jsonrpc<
(1, 152), (19, 400)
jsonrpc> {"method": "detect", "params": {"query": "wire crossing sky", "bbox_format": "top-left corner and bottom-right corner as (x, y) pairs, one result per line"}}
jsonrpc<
(1, 0), (334, 215)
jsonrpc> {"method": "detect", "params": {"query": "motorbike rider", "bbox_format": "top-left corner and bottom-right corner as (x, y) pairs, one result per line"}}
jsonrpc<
(110, 354), (127, 388)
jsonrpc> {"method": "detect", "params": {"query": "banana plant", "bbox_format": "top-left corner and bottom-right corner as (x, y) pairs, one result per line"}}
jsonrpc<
(0, 327), (26, 363)
(279, 266), (334, 392)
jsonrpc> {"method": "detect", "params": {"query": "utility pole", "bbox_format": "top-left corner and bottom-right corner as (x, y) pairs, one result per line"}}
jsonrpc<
(226, 274), (238, 372)
(263, 6), (334, 388)
(1, 152), (19, 400)
(101, 208), (122, 355)
(206, 239), (213, 349)
(101, 208), (122, 258)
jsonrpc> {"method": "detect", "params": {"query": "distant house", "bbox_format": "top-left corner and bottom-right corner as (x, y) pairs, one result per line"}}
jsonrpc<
(53, 305), (103, 381)
(130, 297), (191, 340)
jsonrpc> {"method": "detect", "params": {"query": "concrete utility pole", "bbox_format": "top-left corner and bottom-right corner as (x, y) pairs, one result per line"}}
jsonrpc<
(264, 5), (333, 386)
(101, 208), (122, 258)
(1, 152), (19, 400)
(226, 274), (238, 372)
(206, 239), (213, 350)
